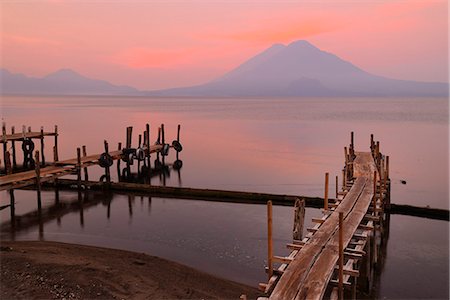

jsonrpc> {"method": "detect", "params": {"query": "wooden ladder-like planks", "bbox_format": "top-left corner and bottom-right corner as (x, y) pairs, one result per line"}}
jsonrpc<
(270, 177), (367, 300)
(270, 151), (377, 300)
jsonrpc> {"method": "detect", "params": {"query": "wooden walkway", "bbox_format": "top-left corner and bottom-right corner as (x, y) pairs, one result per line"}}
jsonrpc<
(260, 145), (387, 300)
(0, 145), (163, 191)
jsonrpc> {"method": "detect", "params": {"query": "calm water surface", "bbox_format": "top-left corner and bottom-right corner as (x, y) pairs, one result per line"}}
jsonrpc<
(1, 96), (448, 298)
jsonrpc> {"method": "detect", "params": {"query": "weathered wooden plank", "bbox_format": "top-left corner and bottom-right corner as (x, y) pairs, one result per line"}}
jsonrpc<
(0, 131), (56, 143)
(269, 177), (366, 300)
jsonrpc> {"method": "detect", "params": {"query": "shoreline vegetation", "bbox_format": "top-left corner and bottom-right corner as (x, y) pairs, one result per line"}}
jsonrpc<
(0, 241), (261, 299)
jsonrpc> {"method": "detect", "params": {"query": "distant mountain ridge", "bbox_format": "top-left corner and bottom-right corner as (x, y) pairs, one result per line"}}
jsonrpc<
(0, 68), (142, 96)
(1, 40), (448, 97)
(150, 40), (448, 97)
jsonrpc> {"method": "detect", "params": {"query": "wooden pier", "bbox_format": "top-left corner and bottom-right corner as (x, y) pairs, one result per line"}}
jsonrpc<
(259, 134), (391, 300)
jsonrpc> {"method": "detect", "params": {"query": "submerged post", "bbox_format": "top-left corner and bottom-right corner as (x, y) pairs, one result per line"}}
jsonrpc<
(267, 200), (273, 279)
(324, 172), (329, 211)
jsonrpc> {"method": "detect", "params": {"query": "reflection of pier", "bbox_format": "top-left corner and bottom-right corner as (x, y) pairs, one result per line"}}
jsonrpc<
(259, 134), (393, 300)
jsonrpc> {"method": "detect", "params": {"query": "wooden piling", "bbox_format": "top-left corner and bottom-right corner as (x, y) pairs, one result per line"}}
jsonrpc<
(104, 140), (111, 184)
(267, 200), (273, 279)
(11, 126), (17, 169)
(2, 122), (7, 173)
(338, 211), (344, 300)
(126, 127), (132, 174)
(76, 147), (82, 190)
(370, 134), (374, 152)
(54, 125), (59, 162)
(82, 145), (89, 181)
(117, 142), (122, 180)
(342, 168), (346, 191)
(293, 198), (305, 241)
(324, 172), (329, 211)
(35, 150), (42, 210)
(4, 151), (12, 175)
(373, 170), (377, 217)
(335, 175), (338, 199)
(28, 126), (31, 133)
(386, 156), (390, 179)
(40, 126), (45, 166)
(138, 134), (142, 176)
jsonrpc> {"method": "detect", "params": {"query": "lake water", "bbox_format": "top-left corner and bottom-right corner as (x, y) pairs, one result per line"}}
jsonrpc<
(1, 96), (449, 299)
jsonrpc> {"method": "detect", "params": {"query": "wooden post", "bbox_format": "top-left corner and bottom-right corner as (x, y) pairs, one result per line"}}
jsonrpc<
(324, 172), (329, 211)
(117, 142), (122, 180)
(126, 126), (133, 148)
(370, 134), (374, 152)
(293, 198), (305, 241)
(28, 126), (31, 133)
(350, 131), (354, 158)
(161, 124), (165, 145)
(40, 126), (45, 166)
(104, 140), (111, 184)
(82, 145), (89, 181)
(76, 147), (82, 190)
(145, 123), (150, 157)
(161, 124), (165, 166)
(338, 211), (344, 300)
(267, 200), (273, 279)
(2, 122), (7, 173)
(373, 170), (377, 217)
(177, 124), (181, 142)
(137, 134), (142, 176)
(386, 156), (390, 179)
(54, 125), (59, 162)
(342, 168), (346, 190)
(344, 147), (349, 180)
(11, 126), (17, 169)
(4, 151), (12, 175)
(35, 150), (42, 210)
(126, 126), (132, 174)
(335, 175), (339, 199)
(376, 141), (380, 167)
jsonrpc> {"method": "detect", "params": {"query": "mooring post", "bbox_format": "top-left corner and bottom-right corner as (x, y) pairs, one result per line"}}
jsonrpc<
(4, 151), (12, 175)
(373, 170), (378, 217)
(104, 140), (111, 184)
(40, 126), (45, 166)
(344, 147), (349, 180)
(376, 141), (380, 168)
(117, 142), (122, 180)
(2, 122), (7, 173)
(76, 147), (82, 190)
(161, 123), (166, 165)
(35, 150), (42, 211)
(293, 198), (305, 241)
(342, 168), (347, 191)
(28, 126), (31, 133)
(338, 211), (344, 300)
(267, 200), (273, 279)
(11, 126), (17, 169)
(137, 134), (142, 176)
(82, 145), (89, 181)
(386, 155), (390, 180)
(335, 175), (339, 199)
(324, 172), (329, 211)
(370, 134), (374, 153)
(145, 123), (150, 169)
(54, 125), (59, 162)
(126, 126), (132, 175)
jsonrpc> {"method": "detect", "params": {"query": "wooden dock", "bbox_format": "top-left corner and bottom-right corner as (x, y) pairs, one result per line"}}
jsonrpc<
(259, 134), (391, 300)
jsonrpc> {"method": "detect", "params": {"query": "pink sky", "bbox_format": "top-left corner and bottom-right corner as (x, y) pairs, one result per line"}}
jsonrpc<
(1, 0), (448, 90)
